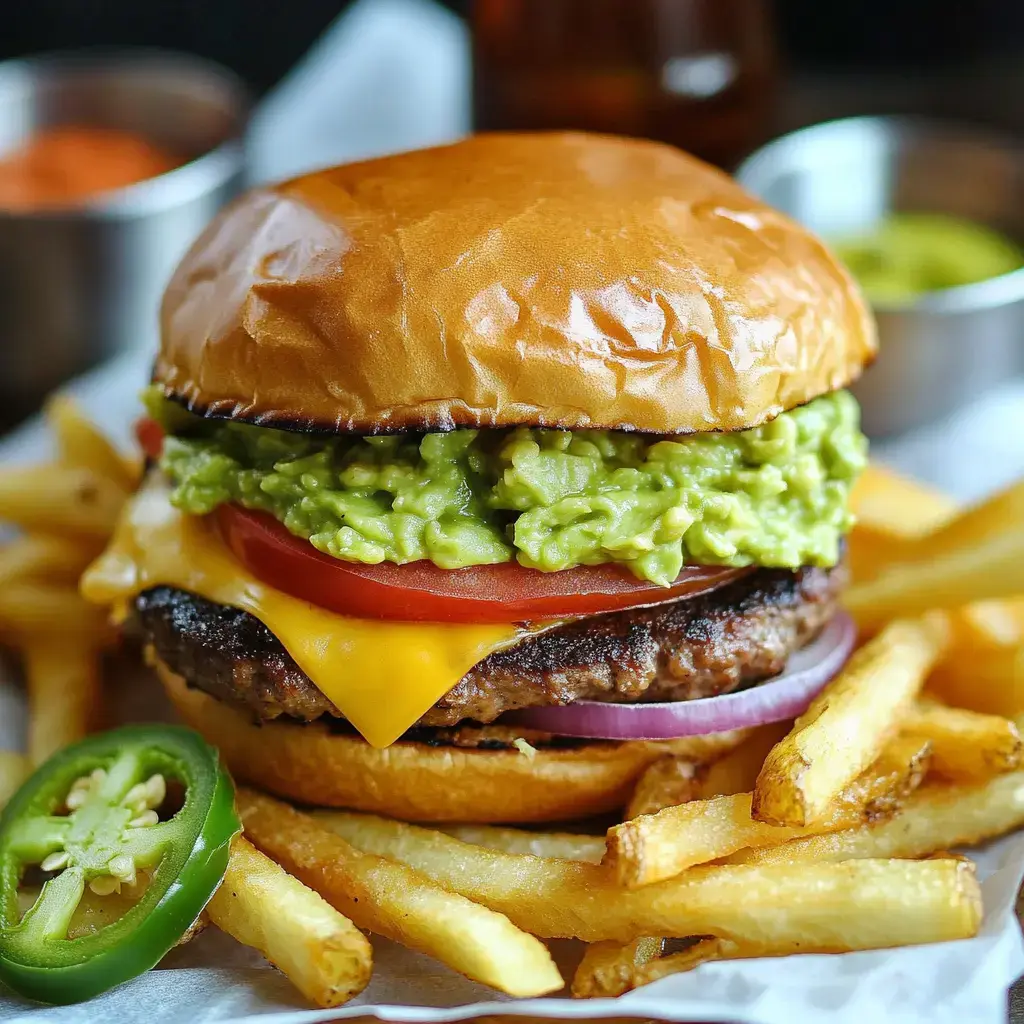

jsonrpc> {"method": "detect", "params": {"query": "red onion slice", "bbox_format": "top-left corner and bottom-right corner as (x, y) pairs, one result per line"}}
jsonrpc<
(503, 612), (856, 740)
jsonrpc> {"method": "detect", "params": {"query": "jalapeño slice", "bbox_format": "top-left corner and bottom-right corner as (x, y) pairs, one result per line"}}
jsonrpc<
(0, 725), (239, 1004)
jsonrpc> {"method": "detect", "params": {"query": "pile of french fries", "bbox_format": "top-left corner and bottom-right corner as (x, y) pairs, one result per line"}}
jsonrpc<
(3, 402), (1024, 1006)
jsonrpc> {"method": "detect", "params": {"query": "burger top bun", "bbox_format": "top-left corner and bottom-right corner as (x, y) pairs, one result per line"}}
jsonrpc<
(156, 132), (876, 435)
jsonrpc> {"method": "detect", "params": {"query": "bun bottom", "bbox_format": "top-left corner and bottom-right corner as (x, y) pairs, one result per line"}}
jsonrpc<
(156, 658), (748, 823)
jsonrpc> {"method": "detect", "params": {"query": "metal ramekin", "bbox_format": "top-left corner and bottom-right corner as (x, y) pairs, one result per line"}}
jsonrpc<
(0, 50), (249, 421)
(737, 116), (1024, 436)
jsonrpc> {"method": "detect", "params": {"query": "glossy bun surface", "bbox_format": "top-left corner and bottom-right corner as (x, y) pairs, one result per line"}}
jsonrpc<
(157, 132), (875, 434)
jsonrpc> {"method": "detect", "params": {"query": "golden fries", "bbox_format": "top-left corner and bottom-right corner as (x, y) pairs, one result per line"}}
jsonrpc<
(730, 772), (1024, 865)
(574, 936), (834, 996)
(206, 837), (372, 1008)
(752, 615), (949, 828)
(438, 823), (604, 863)
(45, 395), (138, 493)
(238, 789), (563, 997)
(582, 749), (684, 987)
(625, 756), (701, 818)
(571, 937), (664, 998)
(317, 811), (981, 948)
(0, 408), (125, 787)
(633, 937), (745, 984)
(927, 601), (1024, 717)
(951, 598), (1024, 646)
(828, 732), (932, 817)
(0, 750), (28, 808)
(928, 646), (1024, 719)
(605, 734), (929, 886)
(850, 464), (958, 538)
(846, 481), (1024, 629)
(847, 465), (959, 585)
(633, 937), (821, 987)
(0, 535), (100, 589)
(0, 464), (126, 539)
(902, 699), (1021, 781)
(607, 791), (809, 887)
(0, 582), (113, 644)
(697, 722), (793, 799)
(24, 638), (100, 766)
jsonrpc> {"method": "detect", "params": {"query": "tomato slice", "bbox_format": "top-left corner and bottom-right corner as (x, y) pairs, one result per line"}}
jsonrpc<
(136, 417), (164, 460)
(217, 504), (748, 623)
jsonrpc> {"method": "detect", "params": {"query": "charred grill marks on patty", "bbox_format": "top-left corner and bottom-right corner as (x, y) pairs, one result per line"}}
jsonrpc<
(133, 564), (844, 730)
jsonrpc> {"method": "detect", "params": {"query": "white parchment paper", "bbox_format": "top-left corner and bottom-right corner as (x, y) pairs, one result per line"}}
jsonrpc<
(1, 351), (1024, 1023)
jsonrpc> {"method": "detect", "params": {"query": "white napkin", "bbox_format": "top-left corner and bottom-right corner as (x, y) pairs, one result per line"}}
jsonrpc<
(246, 0), (470, 183)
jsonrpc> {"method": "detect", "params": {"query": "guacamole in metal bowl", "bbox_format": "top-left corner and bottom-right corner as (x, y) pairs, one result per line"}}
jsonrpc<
(147, 388), (867, 587)
(834, 213), (1024, 306)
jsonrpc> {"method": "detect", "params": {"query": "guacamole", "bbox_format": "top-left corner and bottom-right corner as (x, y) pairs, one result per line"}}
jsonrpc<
(149, 389), (867, 586)
(835, 213), (1024, 305)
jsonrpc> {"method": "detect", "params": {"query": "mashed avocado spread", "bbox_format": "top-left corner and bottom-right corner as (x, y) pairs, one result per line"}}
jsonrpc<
(149, 389), (867, 586)
(835, 213), (1024, 305)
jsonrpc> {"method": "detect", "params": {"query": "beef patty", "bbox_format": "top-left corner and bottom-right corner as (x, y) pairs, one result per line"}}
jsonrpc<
(133, 563), (844, 729)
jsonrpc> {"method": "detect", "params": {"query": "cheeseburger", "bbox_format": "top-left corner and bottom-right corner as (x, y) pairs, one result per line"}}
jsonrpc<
(82, 133), (875, 823)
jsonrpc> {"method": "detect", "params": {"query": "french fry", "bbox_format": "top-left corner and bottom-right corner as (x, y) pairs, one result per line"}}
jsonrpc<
(0, 464), (126, 539)
(605, 734), (930, 886)
(317, 811), (982, 948)
(634, 937), (740, 984)
(630, 937), (824, 988)
(622, 723), (792, 824)
(927, 600), (1024, 717)
(729, 772), (1024, 865)
(847, 466), (958, 585)
(583, 749), (694, 987)
(849, 464), (958, 538)
(45, 395), (138, 493)
(579, 933), (878, 995)
(950, 598), (1024, 646)
(0, 535), (100, 588)
(828, 733), (932, 818)
(902, 699), (1021, 781)
(625, 756), (701, 819)
(928, 645), (1024, 718)
(847, 529), (907, 589)
(846, 481), (1024, 629)
(571, 937), (664, 998)
(206, 837), (372, 1008)
(0, 582), (114, 645)
(697, 721), (793, 799)
(752, 614), (949, 828)
(593, 729), (805, 980)
(438, 823), (604, 863)
(24, 639), (101, 766)
(237, 789), (563, 997)
(0, 750), (28, 808)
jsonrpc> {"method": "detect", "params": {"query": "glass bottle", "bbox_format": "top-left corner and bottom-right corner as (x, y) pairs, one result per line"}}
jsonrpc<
(472, 0), (778, 169)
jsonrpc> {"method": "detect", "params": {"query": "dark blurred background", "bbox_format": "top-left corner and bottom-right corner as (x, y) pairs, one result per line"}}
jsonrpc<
(5, 0), (1024, 171)
(2, 0), (1023, 103)
(0, 1), (1019, 83)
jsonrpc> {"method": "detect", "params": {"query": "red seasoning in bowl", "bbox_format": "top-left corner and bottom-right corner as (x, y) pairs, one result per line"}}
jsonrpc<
(0, 126), (180, 211)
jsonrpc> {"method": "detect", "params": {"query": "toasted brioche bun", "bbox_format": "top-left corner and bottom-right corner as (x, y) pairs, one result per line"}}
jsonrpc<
(156, 132), (875, 437)
(157, 658), (747, 823)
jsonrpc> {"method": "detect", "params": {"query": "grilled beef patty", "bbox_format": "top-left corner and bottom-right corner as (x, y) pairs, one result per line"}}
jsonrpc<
(133, 563), (844, 729)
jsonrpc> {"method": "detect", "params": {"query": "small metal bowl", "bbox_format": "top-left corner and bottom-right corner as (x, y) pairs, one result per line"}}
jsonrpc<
(0, 50), (248, 421)
(736, 116), (1024, 436)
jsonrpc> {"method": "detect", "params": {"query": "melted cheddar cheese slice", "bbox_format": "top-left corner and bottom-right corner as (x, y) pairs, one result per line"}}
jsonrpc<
(81, 479), (521, 747)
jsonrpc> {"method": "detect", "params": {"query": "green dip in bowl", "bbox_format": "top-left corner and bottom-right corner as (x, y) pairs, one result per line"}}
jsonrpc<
(834, 213), (1024, 305)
